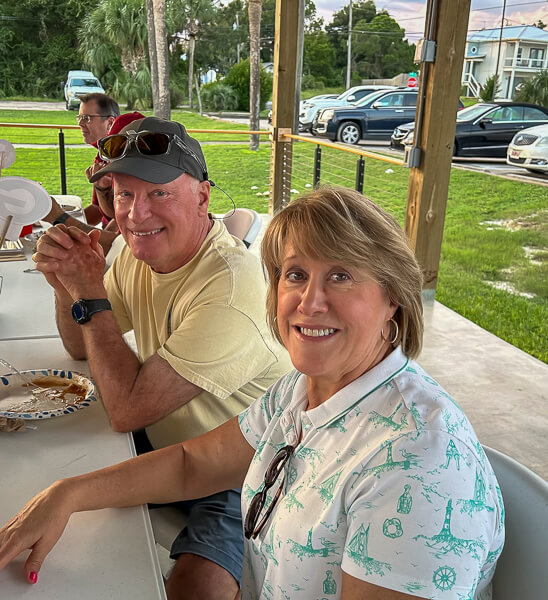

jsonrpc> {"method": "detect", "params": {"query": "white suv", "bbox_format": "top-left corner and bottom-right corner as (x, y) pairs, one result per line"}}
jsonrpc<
(64, 70), (104, 110)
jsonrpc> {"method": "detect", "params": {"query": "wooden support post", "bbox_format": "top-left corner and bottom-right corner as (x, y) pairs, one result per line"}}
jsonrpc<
(270, 0), (301, 214)
(405, 0), (471, 298)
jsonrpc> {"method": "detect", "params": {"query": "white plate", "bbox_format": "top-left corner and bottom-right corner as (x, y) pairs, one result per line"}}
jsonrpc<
(0, 369), (97, 420)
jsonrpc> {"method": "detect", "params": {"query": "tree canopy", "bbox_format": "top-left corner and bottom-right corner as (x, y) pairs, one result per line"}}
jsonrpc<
(0, 0), (417, 102)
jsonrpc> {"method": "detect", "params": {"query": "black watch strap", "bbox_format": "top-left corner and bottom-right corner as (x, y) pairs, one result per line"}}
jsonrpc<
(53, 212), (71, 226)
(71, 298), (112, 325)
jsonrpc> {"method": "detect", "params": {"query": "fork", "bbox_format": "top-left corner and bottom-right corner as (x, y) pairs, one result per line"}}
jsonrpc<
(0, 358), (59, 400)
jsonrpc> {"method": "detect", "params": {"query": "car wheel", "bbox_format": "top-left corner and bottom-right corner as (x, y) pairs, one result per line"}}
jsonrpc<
(452, 141), (458, 157)
(337, 122), (360, 145)
(310, 129), (317, 137)
(65, 100), (70, 110)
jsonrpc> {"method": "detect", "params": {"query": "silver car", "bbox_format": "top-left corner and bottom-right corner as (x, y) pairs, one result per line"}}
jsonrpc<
(507, 124), (548, 174)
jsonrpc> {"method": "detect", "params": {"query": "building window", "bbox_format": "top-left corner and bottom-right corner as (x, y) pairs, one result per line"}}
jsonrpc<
(530, 48), (545, 68)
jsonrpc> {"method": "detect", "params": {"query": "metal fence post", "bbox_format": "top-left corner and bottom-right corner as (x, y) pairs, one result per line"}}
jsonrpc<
(58, 129), (67, 195)
(355, 156), (365, 193)
(313, 145), (322, 188)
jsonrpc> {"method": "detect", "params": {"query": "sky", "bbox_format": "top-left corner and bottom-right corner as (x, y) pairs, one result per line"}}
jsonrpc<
(314, 1), (548, 41)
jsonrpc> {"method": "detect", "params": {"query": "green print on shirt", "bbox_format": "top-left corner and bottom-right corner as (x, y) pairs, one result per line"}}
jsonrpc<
(368, 402), (408, 431)
(318, 470), (343, 504)
(441, 439), (463, 470)
(250, 441), (267, 463)
(457, 583), (477, 600)
(408, 401), (425, 432)
(327, 415), (347, 432)
(362, 441), (419, 478)
(397, 484), (413, 514)
(402, 581), (427, 594)
(443, 410), (467, 436)
(243, 481), (263, 501)
(383, 517), (403, 538)
(283, 483), (304, 511)
(414, 499), (486, 560)
(295, 446), (325, 469)
(433, 565), (457, 591)
(346, 523), (391, 575)
(457, 471), (495, 516)
(323, 570), (337, 594)
(288, 529), (338, 560)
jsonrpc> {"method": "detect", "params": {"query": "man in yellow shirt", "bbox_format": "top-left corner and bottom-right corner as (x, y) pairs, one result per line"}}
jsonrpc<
(32, 117), (291, 600)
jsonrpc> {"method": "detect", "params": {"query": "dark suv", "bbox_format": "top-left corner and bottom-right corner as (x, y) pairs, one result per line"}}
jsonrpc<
(312, 89), (418, 144)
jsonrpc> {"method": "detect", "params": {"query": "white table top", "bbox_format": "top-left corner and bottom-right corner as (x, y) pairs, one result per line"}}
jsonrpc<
(0, 338), (167, 599)
(0, 241), (58, 341)
(0, 195), (86, 341)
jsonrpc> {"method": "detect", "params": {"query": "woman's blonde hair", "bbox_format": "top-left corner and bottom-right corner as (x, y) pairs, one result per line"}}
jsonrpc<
(261, 186), (424, 359)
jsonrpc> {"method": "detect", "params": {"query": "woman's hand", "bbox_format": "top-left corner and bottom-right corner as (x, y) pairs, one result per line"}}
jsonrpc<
(0, 481), (73, 584)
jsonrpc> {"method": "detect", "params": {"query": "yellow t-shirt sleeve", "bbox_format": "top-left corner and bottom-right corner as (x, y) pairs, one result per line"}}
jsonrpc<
(157, 302), (277, 400)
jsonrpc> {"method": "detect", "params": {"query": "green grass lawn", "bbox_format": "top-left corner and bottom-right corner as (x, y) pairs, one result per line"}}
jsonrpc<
(2, 109), (546, 362)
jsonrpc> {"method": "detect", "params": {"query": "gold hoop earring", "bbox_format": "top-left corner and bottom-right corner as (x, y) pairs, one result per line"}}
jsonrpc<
(381, 318), (399, 345)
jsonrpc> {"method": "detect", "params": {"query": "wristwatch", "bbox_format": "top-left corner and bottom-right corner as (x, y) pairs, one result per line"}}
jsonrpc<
(53, 212), (71, 226)
(71, 298), (112, 325)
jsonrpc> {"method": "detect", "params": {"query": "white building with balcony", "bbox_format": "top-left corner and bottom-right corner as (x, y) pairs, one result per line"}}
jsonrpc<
(462, 25), (548, 99)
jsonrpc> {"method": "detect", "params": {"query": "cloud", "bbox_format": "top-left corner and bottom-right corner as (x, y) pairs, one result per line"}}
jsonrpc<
(314, 0), (546, 36)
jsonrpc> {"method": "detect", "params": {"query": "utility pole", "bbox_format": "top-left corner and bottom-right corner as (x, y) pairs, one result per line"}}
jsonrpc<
(236, 12), (241, 63)
(493, 0), (507, 100)
(346, 0), (352, 88)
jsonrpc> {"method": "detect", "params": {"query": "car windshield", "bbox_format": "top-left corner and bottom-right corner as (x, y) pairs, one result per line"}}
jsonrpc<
(70, 78), (100, 87)
(336, 89), (353, 100)
(456, 103), (494, 122)
(354, 90), (387, 107)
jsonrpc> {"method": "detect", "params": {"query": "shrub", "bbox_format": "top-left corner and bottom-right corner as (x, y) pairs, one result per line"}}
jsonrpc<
(302, 74), (323, 90)
(201, 82), (239, 111)
(170, 85), (185, 109)
(480, 74), (501, 102)
(223, 59), (273, 112)
(514, 70), (548, 107)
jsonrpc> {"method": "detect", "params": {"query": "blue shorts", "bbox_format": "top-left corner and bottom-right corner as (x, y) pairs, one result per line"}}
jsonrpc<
(169, 488), (244, 585)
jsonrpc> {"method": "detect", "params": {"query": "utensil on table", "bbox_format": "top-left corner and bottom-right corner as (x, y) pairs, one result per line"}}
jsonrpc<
(0, 358), (60, 400)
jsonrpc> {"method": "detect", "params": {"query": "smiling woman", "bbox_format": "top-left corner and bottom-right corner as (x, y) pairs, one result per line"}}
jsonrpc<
(0, 186), (505, 600)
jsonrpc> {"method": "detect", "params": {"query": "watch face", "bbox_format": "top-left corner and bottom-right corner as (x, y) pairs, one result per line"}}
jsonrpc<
(71, 301), (88, 324)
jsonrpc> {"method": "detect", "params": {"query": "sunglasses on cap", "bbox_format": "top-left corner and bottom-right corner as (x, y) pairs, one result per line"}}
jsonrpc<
(97, 130), (207, 176)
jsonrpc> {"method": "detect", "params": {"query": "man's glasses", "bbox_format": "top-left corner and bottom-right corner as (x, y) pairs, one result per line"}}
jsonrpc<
(97, 131), (207, 176)
(244, 444), (294, 540)
(76, 114), (112, 124)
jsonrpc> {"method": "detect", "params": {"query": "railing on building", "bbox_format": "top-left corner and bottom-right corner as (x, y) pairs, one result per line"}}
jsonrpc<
(503, 57), (548, 69)
(462, 72), (483, 97)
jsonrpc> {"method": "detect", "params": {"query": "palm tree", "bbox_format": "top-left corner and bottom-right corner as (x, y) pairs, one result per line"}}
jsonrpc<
(79, 0), (150, 107)
(145, 0), (160, 111)
(248, 0), (262, 151)
(515, 70), (548, 106)
(153, 0), (170, 119)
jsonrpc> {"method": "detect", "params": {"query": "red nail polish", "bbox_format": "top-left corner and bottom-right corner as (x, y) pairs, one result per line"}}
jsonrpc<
(29, 571), (38, 584)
